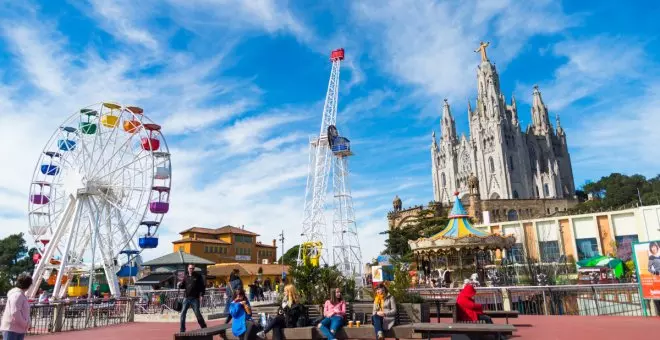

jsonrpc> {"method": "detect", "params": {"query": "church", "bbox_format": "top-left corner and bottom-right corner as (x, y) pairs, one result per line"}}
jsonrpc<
(431, 42), (576, 204)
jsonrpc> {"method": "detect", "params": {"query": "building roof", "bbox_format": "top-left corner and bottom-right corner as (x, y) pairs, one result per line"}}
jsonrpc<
(142, 250), (215, 266)
(179, 225), (260, 236)
(172, 237), (230, 245)
(256, 242), (276, 248)
(432, 193), (487, 239)
(208, 263), (289, 277)
(134, 273), (174, 286)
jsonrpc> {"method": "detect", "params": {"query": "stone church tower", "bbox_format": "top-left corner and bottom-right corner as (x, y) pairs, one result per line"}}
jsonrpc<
(431, 43), (575, 203)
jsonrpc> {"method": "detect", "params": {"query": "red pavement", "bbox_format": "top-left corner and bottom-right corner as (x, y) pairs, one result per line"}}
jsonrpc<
(35, 315), (657, 339)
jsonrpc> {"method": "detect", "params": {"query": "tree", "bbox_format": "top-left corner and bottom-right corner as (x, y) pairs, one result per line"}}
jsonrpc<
(572, 173), (660, 212)
(278, 245), (300, 266)
(382, 207), (448, 260)
(0, 233), (37, 295)
(288, 263), (356, 305)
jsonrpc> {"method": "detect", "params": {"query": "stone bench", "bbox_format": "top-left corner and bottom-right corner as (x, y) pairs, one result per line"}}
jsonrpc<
(411, 322), (515, 340)
(173, 324), (231, 340)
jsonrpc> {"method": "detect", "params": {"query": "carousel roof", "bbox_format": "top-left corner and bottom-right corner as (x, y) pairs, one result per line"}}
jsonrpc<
(432, 194), (487, 240)
(408, 193), (515, 252)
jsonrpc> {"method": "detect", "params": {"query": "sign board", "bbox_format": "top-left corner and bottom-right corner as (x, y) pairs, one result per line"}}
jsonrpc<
(632, 240), (660, 300)
(371, 265), (394, 284)
(235, 255), (251, 261)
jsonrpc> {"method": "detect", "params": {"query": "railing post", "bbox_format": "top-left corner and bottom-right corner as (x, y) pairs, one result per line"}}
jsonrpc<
(52, 303), (64, 332)
(542, 288), (549, 315)
(592, 286), (601, 316)
(126, 299), (136, 322)
(500, 288), (512, 311)
(647, 299), (658, 316)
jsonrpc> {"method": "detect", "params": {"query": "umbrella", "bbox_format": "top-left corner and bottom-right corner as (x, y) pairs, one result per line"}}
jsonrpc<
(576, 255), (624, 278)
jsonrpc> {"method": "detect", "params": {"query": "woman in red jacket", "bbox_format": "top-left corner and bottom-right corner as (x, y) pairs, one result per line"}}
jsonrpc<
(456, 284), (492, 324)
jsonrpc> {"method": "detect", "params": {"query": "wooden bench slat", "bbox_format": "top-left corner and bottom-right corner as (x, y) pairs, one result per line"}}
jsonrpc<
(174, 324), (231, 340)
(411, 322), (515, 334)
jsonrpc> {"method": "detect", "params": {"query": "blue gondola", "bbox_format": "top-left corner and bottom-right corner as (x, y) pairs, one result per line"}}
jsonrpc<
(138, 221), (160, 249)
(331, 136), (351, 153)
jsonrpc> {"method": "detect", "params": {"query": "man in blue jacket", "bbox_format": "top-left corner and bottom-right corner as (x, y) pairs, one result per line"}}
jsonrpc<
(178, 264), (208, 333)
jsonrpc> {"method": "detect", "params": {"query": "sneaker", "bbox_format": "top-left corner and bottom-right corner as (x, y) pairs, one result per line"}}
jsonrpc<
(257, 331), (266, 338)
(377, 331), (384, 340)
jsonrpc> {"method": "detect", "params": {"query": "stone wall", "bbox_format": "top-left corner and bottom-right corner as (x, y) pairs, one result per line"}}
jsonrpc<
(388, 197), (578, 229)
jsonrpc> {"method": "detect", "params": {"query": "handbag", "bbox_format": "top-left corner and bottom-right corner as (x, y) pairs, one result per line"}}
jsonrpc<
(174, 288), (183, 312)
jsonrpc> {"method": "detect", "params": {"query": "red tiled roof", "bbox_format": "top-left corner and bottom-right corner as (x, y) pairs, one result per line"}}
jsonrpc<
(256, 242), (276, 248)
(179, 225), (260, 236)
(172, 238), (230, 245)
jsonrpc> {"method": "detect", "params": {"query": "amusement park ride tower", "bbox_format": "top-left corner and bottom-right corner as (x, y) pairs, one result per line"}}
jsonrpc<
(298, 49), (362, 285)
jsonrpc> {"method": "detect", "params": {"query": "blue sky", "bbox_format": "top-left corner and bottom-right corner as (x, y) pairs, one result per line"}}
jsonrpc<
(0, 1), (659, 264)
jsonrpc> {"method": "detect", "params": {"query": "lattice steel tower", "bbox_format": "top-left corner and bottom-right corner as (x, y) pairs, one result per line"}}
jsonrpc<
(298, 49), (362, 285)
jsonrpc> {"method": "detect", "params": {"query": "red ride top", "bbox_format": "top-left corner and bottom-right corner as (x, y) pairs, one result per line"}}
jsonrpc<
(330, 48), (345, 61)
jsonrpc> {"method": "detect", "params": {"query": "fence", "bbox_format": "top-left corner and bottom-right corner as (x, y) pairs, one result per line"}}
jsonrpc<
(0, 298), (136, 336)
(411, 283), (657, 317)
(132, 287), (279, 314)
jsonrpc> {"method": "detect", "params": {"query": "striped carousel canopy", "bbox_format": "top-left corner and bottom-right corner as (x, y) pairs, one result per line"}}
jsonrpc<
(431, 192), (487, 240)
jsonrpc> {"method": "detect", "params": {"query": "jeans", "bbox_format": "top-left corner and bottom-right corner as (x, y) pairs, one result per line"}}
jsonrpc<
(372, 315), (384, 336)
(179, 297), (207, 332)
(319, 315), (344, 340)
(263, 314), (286, 340)
(2, 331), (25, 340)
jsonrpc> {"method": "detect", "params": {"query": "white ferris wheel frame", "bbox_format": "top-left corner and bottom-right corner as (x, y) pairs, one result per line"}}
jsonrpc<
(26, 102), (172, 299)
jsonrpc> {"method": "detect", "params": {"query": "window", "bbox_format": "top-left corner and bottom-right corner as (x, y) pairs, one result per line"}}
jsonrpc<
(615, 235), (638, 261)
(507, 210), (518, 221)
(543, 184), (550, 196)
(441, 173), (446, 187)
(204, 246), (209, 253)
(576, 238), (599, 260)
(539, 241), (561, 262)
(513, 190), (519, 199)
(235, 235), (253, 243)
(507, 244), (524, 263)
(508, 156), (514, 171)
(488, 157), (495, 173)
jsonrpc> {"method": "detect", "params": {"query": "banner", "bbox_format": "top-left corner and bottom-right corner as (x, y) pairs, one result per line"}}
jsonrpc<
(632, 240), (660, 299)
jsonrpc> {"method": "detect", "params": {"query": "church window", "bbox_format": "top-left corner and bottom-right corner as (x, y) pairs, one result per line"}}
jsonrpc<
(507, 210), (519, 221)
(513, 190), (519, 199)
(508, 156), (514, 171)
(544, 184), (550, 196)
(488, 157), (495, 173)
(441, 173), (446, 187)
(461, 152), (471, 173)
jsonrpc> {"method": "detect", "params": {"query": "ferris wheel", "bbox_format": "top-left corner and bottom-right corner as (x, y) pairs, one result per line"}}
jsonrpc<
(27, 102), (171, 298)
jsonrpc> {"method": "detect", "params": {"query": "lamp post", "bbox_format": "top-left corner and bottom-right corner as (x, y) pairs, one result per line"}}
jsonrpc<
(278, 230), (285, 281)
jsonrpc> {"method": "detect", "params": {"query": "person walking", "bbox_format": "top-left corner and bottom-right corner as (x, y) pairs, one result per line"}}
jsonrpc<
(1, 273), (33, 340)
(178, 264), (208, 333)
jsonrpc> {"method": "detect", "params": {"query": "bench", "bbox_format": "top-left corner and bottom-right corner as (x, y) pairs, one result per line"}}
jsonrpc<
(173, 324), (231, 340)
(207, 312), (228, 320)
(411, 322), (515, 340)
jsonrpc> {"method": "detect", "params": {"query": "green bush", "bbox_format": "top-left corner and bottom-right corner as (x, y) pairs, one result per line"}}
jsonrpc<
(289, 263), (356, 306)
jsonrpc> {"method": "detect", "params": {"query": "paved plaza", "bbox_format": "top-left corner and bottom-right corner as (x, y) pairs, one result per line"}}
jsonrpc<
(35, 315), (656, 339)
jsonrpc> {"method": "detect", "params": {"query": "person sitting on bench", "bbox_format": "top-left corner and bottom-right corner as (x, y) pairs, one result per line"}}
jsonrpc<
(318, 288), (346, 340)
(228, 288), (256, 340)
(372, 283), (397, 340)
(257, 284), (303, 339)
(456, 283), (492, 324)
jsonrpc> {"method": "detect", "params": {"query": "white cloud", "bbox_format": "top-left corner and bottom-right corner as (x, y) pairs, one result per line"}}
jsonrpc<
(518, 36), (647, 110)
(350, 0), (574, 101)
(87, 0), (160, 50)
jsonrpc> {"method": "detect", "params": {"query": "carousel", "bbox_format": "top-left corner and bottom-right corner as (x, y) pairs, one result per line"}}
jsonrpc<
(409, 192), (516, 286)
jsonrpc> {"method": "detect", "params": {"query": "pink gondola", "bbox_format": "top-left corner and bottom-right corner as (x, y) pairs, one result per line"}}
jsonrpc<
(149, 186), (170, 214)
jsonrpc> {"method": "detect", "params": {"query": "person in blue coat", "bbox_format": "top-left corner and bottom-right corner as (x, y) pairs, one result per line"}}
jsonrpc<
(228, 288), (256, 340)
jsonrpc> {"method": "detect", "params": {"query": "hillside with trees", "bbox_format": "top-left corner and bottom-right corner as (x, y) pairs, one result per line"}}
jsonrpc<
(573, 173), (660, 212)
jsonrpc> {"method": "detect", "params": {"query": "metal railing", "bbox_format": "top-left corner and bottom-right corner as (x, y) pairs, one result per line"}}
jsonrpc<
(132, 288), (279, 314)
(0, 298), (136, 336)
(412, 283), (654, 317)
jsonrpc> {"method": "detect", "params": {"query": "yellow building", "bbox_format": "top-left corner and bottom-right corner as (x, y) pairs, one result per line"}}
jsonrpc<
(172, 225), (277, 265)
(207, 263), (289, 289)
(479, 204), (660, 263)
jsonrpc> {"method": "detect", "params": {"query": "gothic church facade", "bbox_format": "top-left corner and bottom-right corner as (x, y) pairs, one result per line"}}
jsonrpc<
(431, 45), (576, 204)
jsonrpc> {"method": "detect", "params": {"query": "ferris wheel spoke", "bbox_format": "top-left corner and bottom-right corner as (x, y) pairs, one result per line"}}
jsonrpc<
(90, 124), (141, 176)
(96, 194), (143, 228)
(95, 152), (153, 182)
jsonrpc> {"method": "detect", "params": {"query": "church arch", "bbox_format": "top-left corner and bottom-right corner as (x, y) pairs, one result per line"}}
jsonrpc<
(490, 192), (500, 199)
(507, 210), (519, 221)
(513, 190), (519, 199)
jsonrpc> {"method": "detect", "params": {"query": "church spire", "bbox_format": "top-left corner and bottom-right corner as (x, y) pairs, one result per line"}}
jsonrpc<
(531, 85), (551, 134)
(441, 99), (457, 142)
